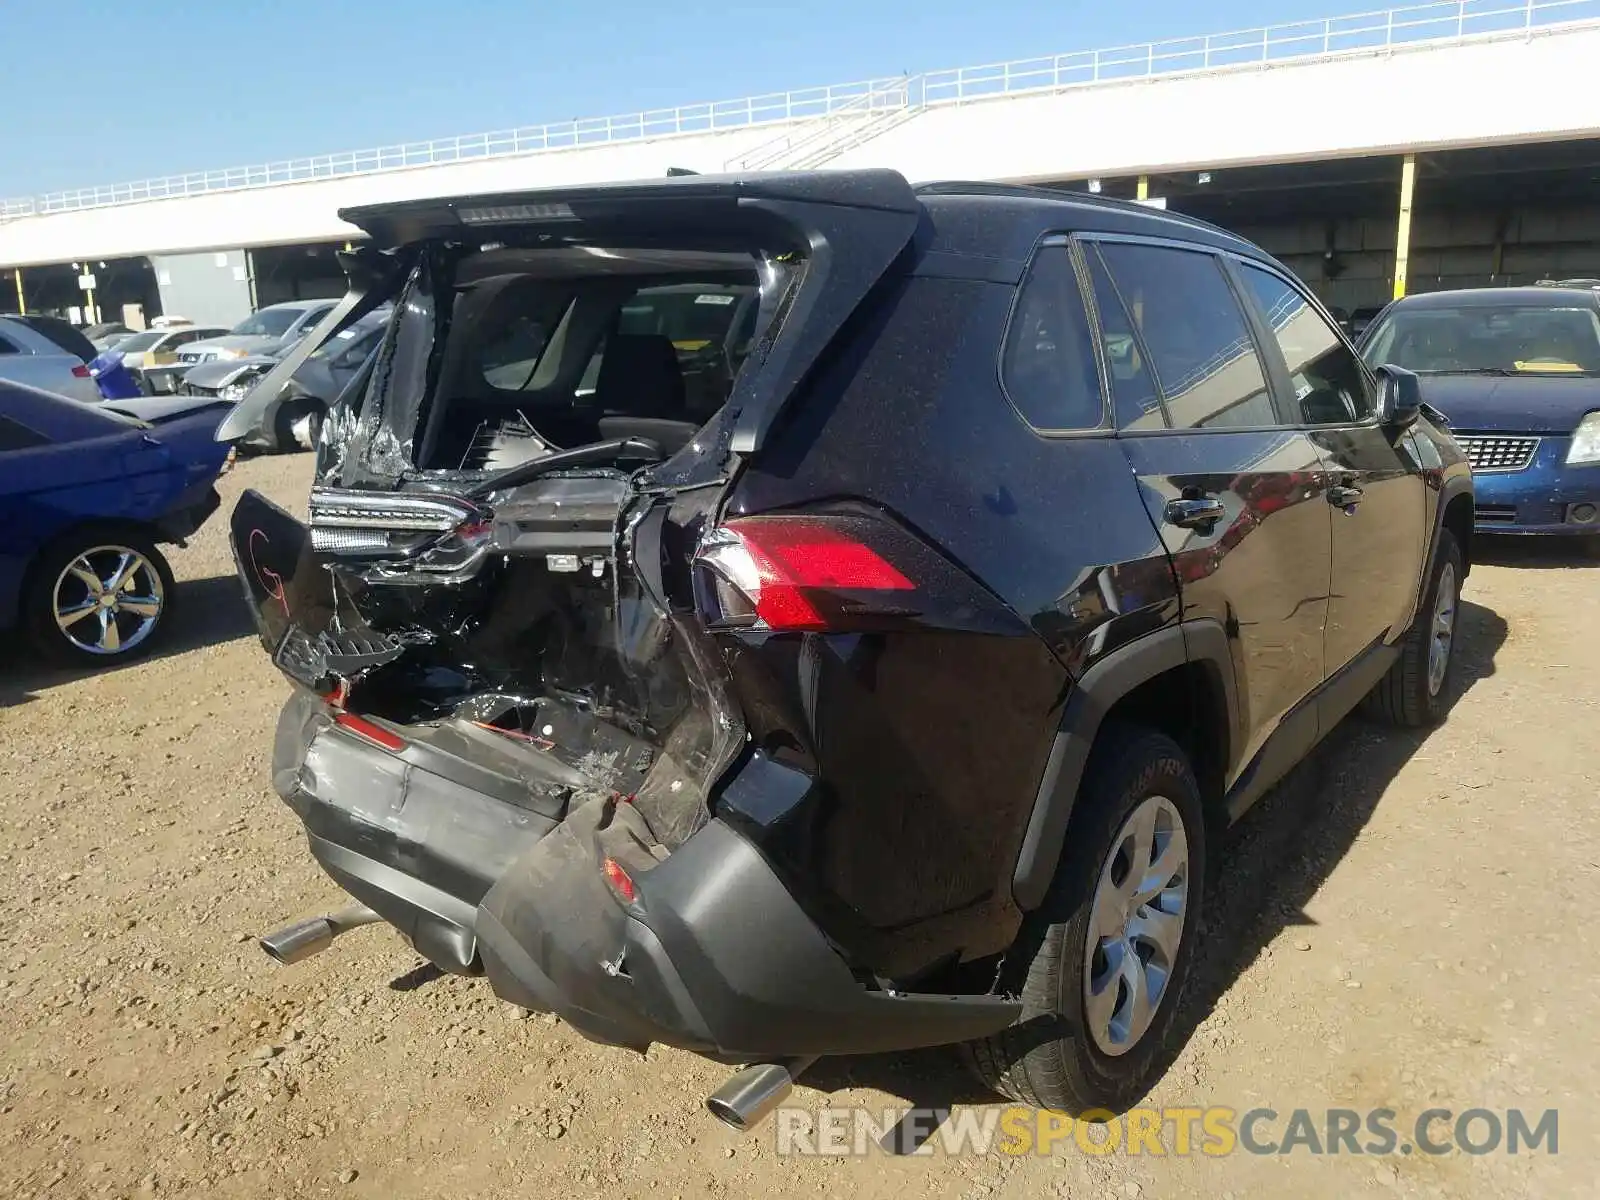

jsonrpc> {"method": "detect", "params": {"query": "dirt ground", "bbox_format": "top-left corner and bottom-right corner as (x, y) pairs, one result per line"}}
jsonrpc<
(2, 453), (1595, 1200)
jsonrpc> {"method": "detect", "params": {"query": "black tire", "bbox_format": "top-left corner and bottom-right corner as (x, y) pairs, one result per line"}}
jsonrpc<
(1361, 531), (1463, 728)
(23, 527), (176, 666)
(963, 725), (1206, 1113)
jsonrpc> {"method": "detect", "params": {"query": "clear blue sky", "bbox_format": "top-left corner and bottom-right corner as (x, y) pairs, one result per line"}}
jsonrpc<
(4, 0), (1349, 197)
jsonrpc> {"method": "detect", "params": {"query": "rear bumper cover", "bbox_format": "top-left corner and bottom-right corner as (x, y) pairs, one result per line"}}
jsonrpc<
(271, 689), (1020, 1060)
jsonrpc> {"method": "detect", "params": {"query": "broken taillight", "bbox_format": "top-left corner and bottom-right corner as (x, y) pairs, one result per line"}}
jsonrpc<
(601, 857), (637, 903)
(307, 487), (489, 569)
(695, 514), (917, 632)
(334, 712), (406, 752)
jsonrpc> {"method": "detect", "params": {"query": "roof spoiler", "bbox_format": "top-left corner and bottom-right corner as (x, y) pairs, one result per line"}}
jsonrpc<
(336, 169), (919, 245)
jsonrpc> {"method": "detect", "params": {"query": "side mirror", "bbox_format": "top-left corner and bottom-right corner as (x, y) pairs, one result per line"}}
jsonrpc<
(1374, 364), (1421, 428)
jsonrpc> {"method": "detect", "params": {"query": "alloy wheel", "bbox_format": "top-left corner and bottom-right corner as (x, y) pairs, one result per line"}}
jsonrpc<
(1083, 794), (1190, 1056)
(52, 546), (166, 656)
(1427, 562), (1457, 698)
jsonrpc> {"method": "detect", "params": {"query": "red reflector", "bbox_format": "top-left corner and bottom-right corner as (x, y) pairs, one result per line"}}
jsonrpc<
(720, 517), (914, 631)
(72, 364), (92, 378)
(334, 712), (405, 751)
(601, 858), (637, 903)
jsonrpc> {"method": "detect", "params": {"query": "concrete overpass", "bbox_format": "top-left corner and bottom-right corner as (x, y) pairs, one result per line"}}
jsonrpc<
(5, 0), (1600, 323)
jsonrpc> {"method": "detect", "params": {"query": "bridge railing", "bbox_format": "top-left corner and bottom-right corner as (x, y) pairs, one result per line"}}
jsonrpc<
(3, 0), (1596, 221)
(919, 0), (1599, 102)
(1, 76), (901, 220)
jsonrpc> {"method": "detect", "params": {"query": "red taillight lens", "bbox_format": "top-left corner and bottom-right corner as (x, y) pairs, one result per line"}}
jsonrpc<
(334, 712), (405, 752)
(698, 516), (915, 632)
(601, 857), (637, 903)
(71, 364), (92, 378)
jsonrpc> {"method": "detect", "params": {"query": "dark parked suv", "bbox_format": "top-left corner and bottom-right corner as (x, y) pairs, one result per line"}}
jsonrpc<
(221, 170), (1472, 1124)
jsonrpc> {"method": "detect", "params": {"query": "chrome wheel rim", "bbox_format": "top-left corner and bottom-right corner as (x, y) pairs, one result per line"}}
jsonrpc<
(1083, 795), (1190, 1057)
(1427, 562), (1457, 698)
(290, 411), (320, 450)
(52, 546), (165, 656)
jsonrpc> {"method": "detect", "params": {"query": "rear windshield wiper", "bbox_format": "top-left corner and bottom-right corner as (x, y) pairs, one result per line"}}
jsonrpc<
(467, 437), (663, 499)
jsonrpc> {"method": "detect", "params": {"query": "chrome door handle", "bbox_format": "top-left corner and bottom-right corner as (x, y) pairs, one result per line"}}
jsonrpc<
(1164, 497), (1227, 530)
(1329, 484), (1364, 508)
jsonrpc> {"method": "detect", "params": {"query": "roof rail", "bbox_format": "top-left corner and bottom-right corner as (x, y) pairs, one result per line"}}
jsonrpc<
(914, 180), (1256, 244)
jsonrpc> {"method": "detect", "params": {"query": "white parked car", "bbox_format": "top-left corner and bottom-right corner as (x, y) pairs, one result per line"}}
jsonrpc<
(114, 325), (229, 373)
(0, 316), (101, 404)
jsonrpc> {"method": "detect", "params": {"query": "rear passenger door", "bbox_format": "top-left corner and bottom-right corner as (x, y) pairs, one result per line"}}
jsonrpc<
(0, 325), (56, 394)
(1234, 263), (1429, 677)
(1084, 237), (1334, 785)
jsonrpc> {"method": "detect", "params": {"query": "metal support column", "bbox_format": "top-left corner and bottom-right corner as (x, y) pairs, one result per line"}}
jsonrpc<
(10, 267), (22, 314)
(1136, 175), (1150, 202)
(1393, 154), (1417, 301)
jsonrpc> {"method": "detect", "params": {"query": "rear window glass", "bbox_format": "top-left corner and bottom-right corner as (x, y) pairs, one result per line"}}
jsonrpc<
(1000, 247), (1104, 430)
(10, 315), (96, 362)
(1094, 242), (1276, 430)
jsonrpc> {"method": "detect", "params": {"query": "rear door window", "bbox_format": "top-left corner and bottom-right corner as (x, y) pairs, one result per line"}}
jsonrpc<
(0, 415), (48, 450)
(1239, 263), (1375, 424)
(617, 286), (749, 345)
(1000, 246), (1104, 430)
(1084, 247), (1163, 430)
(301, 304), (336, 330)
(1094, 242), (1277, 431)
(480, 310), (561, 392)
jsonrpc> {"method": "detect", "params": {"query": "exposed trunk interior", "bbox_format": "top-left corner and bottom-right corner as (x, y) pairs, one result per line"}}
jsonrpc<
(250, 241), (806, 854)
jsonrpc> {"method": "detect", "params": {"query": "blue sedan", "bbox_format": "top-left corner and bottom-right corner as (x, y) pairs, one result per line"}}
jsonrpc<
(0, 380), (232, 664)
(1360, 286), (1600, 544)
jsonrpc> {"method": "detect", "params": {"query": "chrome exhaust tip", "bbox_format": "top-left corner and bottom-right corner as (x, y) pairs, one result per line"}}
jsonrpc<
(705, 1057), (817, 1133)
(259, 904), (380, 965)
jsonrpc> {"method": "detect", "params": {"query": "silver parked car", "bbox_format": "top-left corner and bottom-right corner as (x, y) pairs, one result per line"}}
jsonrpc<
(182, 306), (391, 452)
(176, 299), (339, 367)
(0, 316), (101, 404)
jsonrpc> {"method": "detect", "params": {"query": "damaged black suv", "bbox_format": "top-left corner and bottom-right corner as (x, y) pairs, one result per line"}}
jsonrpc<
(222, 169), (1472, 1124)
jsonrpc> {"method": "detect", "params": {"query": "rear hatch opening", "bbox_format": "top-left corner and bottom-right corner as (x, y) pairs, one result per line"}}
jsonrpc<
(326, 244), (777, 487)
(230, 173), (921, 861)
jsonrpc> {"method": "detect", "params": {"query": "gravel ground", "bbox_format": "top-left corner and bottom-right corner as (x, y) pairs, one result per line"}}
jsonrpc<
(2, 452), (1595, 1199)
